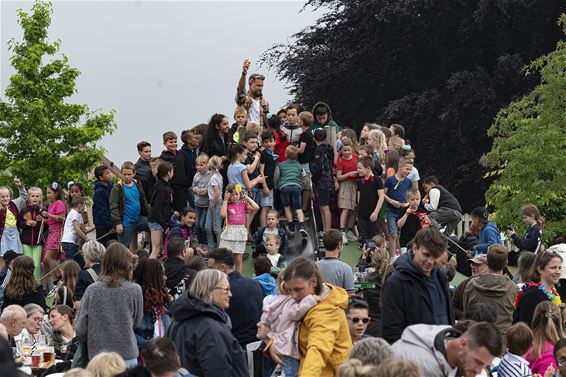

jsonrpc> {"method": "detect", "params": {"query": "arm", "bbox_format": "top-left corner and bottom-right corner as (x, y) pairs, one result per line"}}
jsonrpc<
(370, 188), (385, 222)
(475, 226), (501, 253)
(424, 188), (440, 211)
(259, 162), (269, 194)
(397, 208), (412, 229)
(512, 226), (540, 251)
(279, 230), (289, 255)
(343, 267), (356, 294)
(109, 187), (122, 226)
(210, 184), (221, 208)
(12, 180), (28, 209)
(273, 166), (280, 188)
(73, 220), (88, 241)
(286, 295), (318, 321)
(246, 153), (261, 175)
(298, 141), (306, 154)
(336, 169), (355, 182)
(252, 228), (263, 249)
(220, 192), (230, 218)
(380, 276), (407, 344)
(245, 194), (260, 211)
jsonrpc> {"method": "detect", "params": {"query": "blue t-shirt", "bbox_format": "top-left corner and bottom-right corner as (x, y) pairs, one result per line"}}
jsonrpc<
(384, 175), (413, 209)
(123, 183), (141, 227)
(227, 162), (246, 186)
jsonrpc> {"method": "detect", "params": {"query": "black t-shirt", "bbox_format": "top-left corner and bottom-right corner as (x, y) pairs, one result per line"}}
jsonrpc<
(399, 207), (422, 248)
(260, 150), (277, 189)
(298, 130), (315, 165)
(244, 151), (260, 180)
(357, 176), (384, 216)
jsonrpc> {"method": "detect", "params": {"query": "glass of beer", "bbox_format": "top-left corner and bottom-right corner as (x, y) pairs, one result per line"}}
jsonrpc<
(42, 348), (55, 367)
(31, 353), (41, 368)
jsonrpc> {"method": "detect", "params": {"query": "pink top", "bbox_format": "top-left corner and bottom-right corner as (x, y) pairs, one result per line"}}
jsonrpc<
(261, 294), (318, 358)
(227, 202), (247, 225)
(47, 200), (66, 230)
(526, 340), (557, 375)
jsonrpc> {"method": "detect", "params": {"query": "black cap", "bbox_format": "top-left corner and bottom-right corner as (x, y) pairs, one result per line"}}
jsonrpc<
(3, 250), (19, 265)
(472, 207), (489, 224)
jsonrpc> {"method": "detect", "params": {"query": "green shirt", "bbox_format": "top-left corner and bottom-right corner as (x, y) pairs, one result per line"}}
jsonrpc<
(278, 160), (303, 189)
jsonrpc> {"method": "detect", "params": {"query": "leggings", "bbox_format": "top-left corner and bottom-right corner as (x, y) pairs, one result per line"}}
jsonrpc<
(23, 244), (42, 280)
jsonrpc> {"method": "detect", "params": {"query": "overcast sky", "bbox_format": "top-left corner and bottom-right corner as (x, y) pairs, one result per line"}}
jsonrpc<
(1, 1), (323, 164)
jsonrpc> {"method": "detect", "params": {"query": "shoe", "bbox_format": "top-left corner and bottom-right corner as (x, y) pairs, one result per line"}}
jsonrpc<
(341, 231), (349, 245)
(299, 224), (307, 236)
(243, 252), (250, 261)
(346, 230), (358, 242)
(286, 222), (296, 233)
(47, 280), (62, 298)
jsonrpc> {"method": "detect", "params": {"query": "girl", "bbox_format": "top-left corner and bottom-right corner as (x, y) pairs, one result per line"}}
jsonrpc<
(56, 260), (80, 307)
(41, 182), (66, 289)
(507, 204), (543, 253)
(526, 301), (563, 375)
(359, 123), (380, 146)
(219, 183), (259, 274)
(202, 113), (232, 186)
(367, 129), (387, 178)
(147, 161), (174, 259)
(227, 143), (264, 192)
(267, 114), (289, 163)
(258, 275), (320, 377)
(384, 149), (400, 178)
(0, 187), (23, 270)
(205, 156), (223, 251)
(2, 256), (46, 310)
(163, 207), (196, 259)
(18, 187), (44, 280)
(340, 128), (360, 154)
(190, 154), (212, 246)
(67, 182), (90, 227)
(336, 138), (359, 244)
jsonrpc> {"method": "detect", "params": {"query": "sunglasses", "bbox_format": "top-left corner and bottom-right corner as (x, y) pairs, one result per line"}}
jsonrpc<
(348, 317), (370, 324)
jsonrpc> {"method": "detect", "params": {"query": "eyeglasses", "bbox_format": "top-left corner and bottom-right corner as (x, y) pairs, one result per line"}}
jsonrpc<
(558, 358), (566, 367)
(214, 287), (230, 294)
(348, 317), (370, 324)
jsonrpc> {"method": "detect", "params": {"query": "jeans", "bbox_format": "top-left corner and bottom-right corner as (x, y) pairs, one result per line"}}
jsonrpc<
(195, 206), (208, 245)
(205, 200), (223, 251)
(117, 216), (148, 248)
(280, 355), (300, 377)
(61, 242), (85, 268)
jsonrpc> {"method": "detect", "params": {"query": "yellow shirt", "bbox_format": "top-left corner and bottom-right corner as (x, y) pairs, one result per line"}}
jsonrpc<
(4, 208), (16, 228)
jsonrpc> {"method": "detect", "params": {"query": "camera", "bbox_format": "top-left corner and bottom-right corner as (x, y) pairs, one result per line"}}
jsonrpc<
(365, 240), (376, 252)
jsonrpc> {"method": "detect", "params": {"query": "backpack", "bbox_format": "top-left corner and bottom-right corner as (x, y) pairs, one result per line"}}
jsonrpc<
(310, 147), (331, 185)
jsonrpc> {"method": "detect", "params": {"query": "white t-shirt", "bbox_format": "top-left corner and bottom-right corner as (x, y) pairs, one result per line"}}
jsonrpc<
(267, 253), (281, 268)
(249, 97), (261, 122)
(61, 209), (83, 244)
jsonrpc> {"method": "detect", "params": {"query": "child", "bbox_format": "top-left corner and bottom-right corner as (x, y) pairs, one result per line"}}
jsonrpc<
(356, 156), (385, 246)
(341, 128), (360, 153)
(310, 129), (334, 233)
(264, 234), (287, 277)
(0, 186), (22, 270)
(385, 150), (400, 178)
(389, 123), (405, 139)
(227, 143), (264, 193)
(367, 129), (387, 177)
(56, 260), (80, 307)
(259, 130), (277, 226)
(397, 188), (431, 256)
(191, 154), (212, 246)
(134, 141), (154, 200)
(159, 131), (188, 213)
(180, 129), (201, 209)
(507, 204), (543, 253)
(276, 146), (307, 235)
(61, 197), (92, 265)
(498, 322), (533, 377)
(68, 182), (89, 227)
(164, 207), (197, 259)
(258, 277), (320, 377)
(281, 104), (303, 146)
(276, 109), (287, 124)
(267, 114), (288, 163)
(18, 187), (44, 280)
(254, 256), (277, 295)
(205, 156), (223, 251)
(92, 165), (116, 246)
(229, 107), (248, 143)
(358, 144), (374, 158)
(147, 161), (174, 259)
(400, 148), (420, 189)
(252, 209), (289, 257)
(109, 161), (151, 251)
(243, 132), (262, 233)
(298, 111), (315, 213)
(336, 137), (359, 245)
(388, 136), (405, 154)
(219, 183), (259, 273)
(245, 122), (261, 140)
(384, 157), (414, 254)
(359, 123), (379, 146)
(41, 182), (66, 289)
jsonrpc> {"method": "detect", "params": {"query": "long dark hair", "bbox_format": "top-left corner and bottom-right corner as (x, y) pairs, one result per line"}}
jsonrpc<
(5, 256), (37, 298)
(133, 259), (169, 316)
(267, 114), (287, 143)
(205, 113), (228, 142)
(227, 143), (246, 163)
(283, 257), (323, 295)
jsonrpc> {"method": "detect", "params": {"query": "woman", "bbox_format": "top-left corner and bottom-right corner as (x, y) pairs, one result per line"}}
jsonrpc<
(2, 256), (46, 310)
(57, 261), (80, 307)
(507, 205), (544, 253)
(74, 240), (105, 306)
(202, 113), (232, 186)
(49, 304), (76, 357)
(525, 301), (563, 375)
(170, 269), (247, 377)
(514, 250), (562, 326)
(270, 257), (351, 376)
(41, 182), (66, 290)
(75, 243), (143, 367)
(16, 303), (46, 349)
(133, 259), (171, 348)
(362, 243), (392, 337)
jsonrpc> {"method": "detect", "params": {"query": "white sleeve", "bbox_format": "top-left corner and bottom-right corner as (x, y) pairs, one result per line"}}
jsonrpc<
(425, 188), (440, 211)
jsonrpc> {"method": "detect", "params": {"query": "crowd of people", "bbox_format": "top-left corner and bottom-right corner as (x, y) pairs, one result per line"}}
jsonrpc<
(0, 59), (564, 377)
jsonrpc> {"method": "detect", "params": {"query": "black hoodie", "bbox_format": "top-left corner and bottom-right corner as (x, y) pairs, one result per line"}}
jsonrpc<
(170, 295), (247, 377)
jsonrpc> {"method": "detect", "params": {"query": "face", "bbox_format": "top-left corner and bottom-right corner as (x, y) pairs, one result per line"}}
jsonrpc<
(229, 190), (241, 202)
(458, 344), (495, 376)
(0, 189), (10, 207)
(26, 312), (43, 335)
(471, 215), (481, 230)
(285, 277), (317, 302)
(218, 117), (230, 134)
(523, 214), (536, 226)
(49, 309), (68, 331)
(250, 79), (264, 97)
(139, 146), (152, 161)
(121, 168), (135, 184)
(407, 194), (420, 209)
(101, 169), (112, 183)
(182, 212), (196, 227)
(150, 161), (159, 176)
(358, 150), (367, 157)
(422, 182), (432, 194)
(265, 239), (280, 255)
(211, 279), (231, 309)
(347, 308), (370, 341)
(398, 163), (413, 178)
(47, 188), (57, 202)
(10, 316), (26, 337)
(192, 134), (203, 147)
(266, 213), (278, 229)
(237, 152), (247, 163)
(29, 191), (42, 206)
(286, 109), (298, 125)
(245, 138), (258, 152)
(470, 262), (488, 277)
(316, 113), (328, 125)
(278, 112), (287, 123)
(412, 244), (441, 276)
(263, 138), (275, 151)
(360, 126), (369, 140)
(196, 160), (208, 174)
(342, 146), (353, 159)
(164, 138), (178, 152)
(167, 168), (174, 181)
(235, 113), (247, 126)
(555, 346), (566, 376)
(356, 163), (371, 178)
(538, 256), (562, 286)
(69, 186), (83, 198)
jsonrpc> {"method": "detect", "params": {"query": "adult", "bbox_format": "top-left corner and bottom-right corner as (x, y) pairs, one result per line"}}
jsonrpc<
(2, 256), (46, 310)
(207, 248), (264, 349)
(346, 299), (371, 344)
(526, 301), (563, 375)
(463, 245), (518, 335)
(514, 250), (562, 327)
(269, 257), (351, 376)
(18, 303), (45, 346)
(163, 238), (197, 300)
(202, 113), (232, 186)
(74, 240), (105, 307)
(422, 176), (463, 236)
(86, 352), (127, 377)
(0, 305), (26, 344)
(75, 243), (143, 367)
(470, 207), (501, 255)
(348, 337), (392, 367)
(316, 230), (355, 294)
(0, 336), (18, 377)
(139, 337), (189, 377)
(453, 254), (489, 320)
(363, 245), (391, 337)
(236, 59), (269, 124)
(49, 304), (76, 357)
(392, 322), (502, 377)
(381, 228), (454, 344)
(170, 269), (247, 377)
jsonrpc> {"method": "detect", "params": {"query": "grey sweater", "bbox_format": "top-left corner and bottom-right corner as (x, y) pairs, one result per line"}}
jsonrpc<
(75, 278), (143, 360)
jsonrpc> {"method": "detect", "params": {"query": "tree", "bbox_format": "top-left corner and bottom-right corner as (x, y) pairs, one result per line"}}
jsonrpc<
(482, 15), (566, 242)
(263, 0), (566, 211)
(0, 1), (116, 192)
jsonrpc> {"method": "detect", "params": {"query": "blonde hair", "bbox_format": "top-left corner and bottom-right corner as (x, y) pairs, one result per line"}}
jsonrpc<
(388, 136), (405, 153)
(86, 352), (126, 377)
(530, 301), (564, 359)
(339, 359), (379, 377)
(64, 369), (94, 377)
(234, 106), (247, 117)
(27, 187), (43, 204)
(521, 204), (545, 227)
(375, 357), (421, 377)
(189, 269), (228, 305)
(368, 129), (387, 163)
(246, 122), (261, 136)
(265, 234), (281, 245)
(208, 155), (223, 172)
(196, 154), (210, 165)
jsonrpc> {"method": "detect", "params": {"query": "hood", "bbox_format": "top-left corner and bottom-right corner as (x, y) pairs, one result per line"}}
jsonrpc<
(170, 293), (226, 323)
(256, 273), (277, 294)
(311, 101), (334, 120)
(395, 324), (452, 350)
(94, 180), (112, 192)
(319, 283), (349, 311)
(468, 273), (515, 297)
(482, 222), (499, 232)
(393, 251), (428, 281)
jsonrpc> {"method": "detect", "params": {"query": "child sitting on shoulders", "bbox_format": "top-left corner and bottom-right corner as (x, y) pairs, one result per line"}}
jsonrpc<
(264, 234), (287, 277)
(254, 256), (277, 296)
(252, 209), (288, 258)
(497, 322), (533, 377)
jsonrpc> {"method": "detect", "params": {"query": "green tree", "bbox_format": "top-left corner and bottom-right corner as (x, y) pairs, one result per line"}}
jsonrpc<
(0, 1), (116, 193)
(483, 15), (566, 241)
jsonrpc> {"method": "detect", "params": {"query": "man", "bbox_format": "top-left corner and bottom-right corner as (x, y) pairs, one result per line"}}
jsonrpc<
(316, 230), (355, 294)
(422, 176), (463, 236)
(0, 305), (26, 345)
(164, 238), (197, 301)
(453, 254), (488, 320)
(346, 299), (371, 344)
(463, 245), (518, 335)
(236, 59), (269, 124)
(381, 228), (454, 344)
(392, 322), (502, 377)
(208, 248), (264, 349)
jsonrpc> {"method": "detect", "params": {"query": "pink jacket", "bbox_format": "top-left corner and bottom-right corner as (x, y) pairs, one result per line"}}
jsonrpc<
(526, 341), (557, 375)
(261, 294), (318, 358)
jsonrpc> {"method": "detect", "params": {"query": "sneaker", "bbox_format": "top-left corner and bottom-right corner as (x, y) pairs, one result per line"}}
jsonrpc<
(286, 222), (296, 233)
(47, 280), (62, 298)
(299, 223), (307, 236)
(345, 230), (358, 242)
(341, 231), (349, 245)
(243, 252), (251, 261)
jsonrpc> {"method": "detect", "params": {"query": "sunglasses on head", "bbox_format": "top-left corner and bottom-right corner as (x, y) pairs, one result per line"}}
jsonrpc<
(348, 317), (370, 324)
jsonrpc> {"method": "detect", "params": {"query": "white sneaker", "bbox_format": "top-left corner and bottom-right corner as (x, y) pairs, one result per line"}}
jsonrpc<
(345, 230), (358, 242)
(341, 231), (349, 245)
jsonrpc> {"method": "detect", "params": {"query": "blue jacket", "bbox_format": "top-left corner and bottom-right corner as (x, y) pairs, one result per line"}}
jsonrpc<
(92, 181), (113, 229)
(475, 222), (501, 254)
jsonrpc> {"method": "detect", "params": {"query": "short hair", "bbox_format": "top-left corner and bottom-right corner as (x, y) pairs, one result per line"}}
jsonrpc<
(136, 141), (151, 152)
(167, 237), (185, 259)
(338, 359), (379, 377)
(286, 103), (302, 113)
(157, 161), (173, 179)
(390, 123), (405, 138)
(94, 165), (108, 180)
(180, 129), (193, 145)
(360, 145), (374, 156)
(346, 298), (369, 315)
(246, 122), (261, 136)
(323, 229), (343, 251)
(23, 303), (44, 317)
(82, 240), (106, 264)
(254, 256), (272, 276)
(189, 269), (228, 305)
(348, 337), (393, 366)
(265, 234), (281, 245)
(234, 107), (247, 117)
(243, 132), (258, 142)
(261, 130), (275, 142)
(248, 73), (265, 83)
(464, 322), (503, 357)
(86, 352), (127, 377)
(208, 248), (235, 269)
(120, 161), (135, 172)
(487, 245), (508, 272)
(195, 154), (209, 165)
(70, 196), (85, 209)
(412, 228), (446, 258)
(285, 145), (299, 160)
(313, 128), (327, 141)
(0, 305), (26, 321)
(49, 305), (75, 325)
(398, 157), (413, 167)
(465, 302), (498, 323)
(186, 255), (207, 271)
(141, 337), (181, 374)
(423, 176), (439, 185)
(357, 156), (373, 169)
(406, 187), (420, 199)
(374, 357), (420, 377)
(299, 111), (313, 128)
(162, 131), (177, 143)
(506, 322), (533, 356)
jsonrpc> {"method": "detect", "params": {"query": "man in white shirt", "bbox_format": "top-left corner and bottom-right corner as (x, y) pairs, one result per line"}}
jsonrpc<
(235, 59), (269, 125)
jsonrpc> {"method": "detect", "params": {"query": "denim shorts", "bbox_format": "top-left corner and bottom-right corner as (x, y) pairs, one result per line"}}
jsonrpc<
(61, 242), (77, 261)
(148, 221), (163, 232)
(386, 207), (402, 234)
(280, 186), (302, 210)
(258, 189), (274, 207)
(317, 188), (332, 206)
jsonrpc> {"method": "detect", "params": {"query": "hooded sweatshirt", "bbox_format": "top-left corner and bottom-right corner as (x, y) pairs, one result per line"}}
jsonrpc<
(463, 273), (518, 334)
(92, 180), (113, 229)
(309, 102), (341, 132)
(475, 222), (501, 254)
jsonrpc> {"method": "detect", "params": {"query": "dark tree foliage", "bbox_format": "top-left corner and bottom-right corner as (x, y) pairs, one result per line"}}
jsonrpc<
(263, 0), (566, 211)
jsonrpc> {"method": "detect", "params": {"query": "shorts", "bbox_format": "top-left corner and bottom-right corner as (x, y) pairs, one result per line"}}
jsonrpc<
(259, 189), (274, 207)
(317, 188), (332, 206)
(280, 186), (302, 210)
(301, 163), (312, 191)
(337, 180), (357, 210)
(61, 242), (78, 261)
(386, 207), (402, 234)
(148, 221), (164, 232)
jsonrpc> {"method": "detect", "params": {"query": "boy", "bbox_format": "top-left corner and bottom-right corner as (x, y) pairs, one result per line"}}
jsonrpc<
(229, 107), (248, 143)
(346, 299), (371, 344)
(281, 104), (303, 146)
(259, 130), (277, 226)
(61, 197), (93, 265)
(252, 208), (288, 257)
(109, 161), (151, 251)
(264, 234), (287, 277)
(180, 129), (200, 209)
(310, 129), (335, 233)
(134, 141), (154, 200)
(275, 146), (307, 235)
(190, 154), (212, 246)
(356, 156), (385, 245)
(159, 131), (188, 212)
(298, 111), (315, 213)
(92, 165), (116, 246)
(497, 323), (533, 377)
(254, 256), (277, 295)
(243, 132), (261, 233)
(384, 157), (414, 254)
(397, 187), (431, 255)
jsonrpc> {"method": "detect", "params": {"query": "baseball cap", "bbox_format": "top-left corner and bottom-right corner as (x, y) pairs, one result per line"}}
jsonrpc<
(468, 254), (487, 265)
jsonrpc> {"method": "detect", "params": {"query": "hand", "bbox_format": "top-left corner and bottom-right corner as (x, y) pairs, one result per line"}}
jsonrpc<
(544, 364), (555, 377)
(406, 207), (415, 215)
(13, 177), (22, 187)
(334, 180), (340, 191)
(421, 198), (428, 205)
(41, 210), (49, 218)
(269, 346), (285, 366)
(256, 322), (270, 342)
(362, 245), (369, 259)
(392, 200), (402, 208)
(242, 59), (251, 74)
(173, 211), (180, 218)
(35, 215), (44, 222)
(401, 202), (410, 208)
(370, 211), (379, 222)
(506, 228), (515, 237)
(221, 155), (228, 162)
(262, 187), (269, 196)
(255, 151), (261, 159)
(256, 176), (264, 184)
(26, 220), (37, 227)
(224, 192), (231, 201)
(116, 224), (124, 234)
(185, 247), (195, 258)
(260, 98), (269, 111)
(349, 171), (358, 177)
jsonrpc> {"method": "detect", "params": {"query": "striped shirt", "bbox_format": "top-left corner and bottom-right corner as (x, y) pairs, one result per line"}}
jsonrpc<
(497, 352), (532, 377)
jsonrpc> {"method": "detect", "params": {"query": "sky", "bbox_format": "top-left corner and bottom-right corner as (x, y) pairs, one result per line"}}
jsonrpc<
(0, 0), (323, 165)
